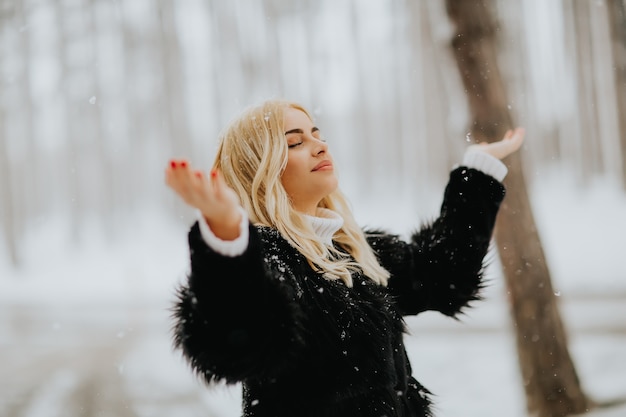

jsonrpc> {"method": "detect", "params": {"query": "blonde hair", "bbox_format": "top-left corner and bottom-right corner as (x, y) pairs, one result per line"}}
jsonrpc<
(213, 99), (389, 287)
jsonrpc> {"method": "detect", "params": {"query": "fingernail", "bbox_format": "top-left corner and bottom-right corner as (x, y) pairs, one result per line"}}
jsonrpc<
(181, 161), (187, 168)
(210, 169), (217, 178)
(195, 172), (202, 178)
(171, 161), (177, 169)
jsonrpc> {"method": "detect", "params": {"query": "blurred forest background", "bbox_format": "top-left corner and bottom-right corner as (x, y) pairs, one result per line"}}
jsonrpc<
(1, 1), (626, 416)
(1, 0), (625, 268)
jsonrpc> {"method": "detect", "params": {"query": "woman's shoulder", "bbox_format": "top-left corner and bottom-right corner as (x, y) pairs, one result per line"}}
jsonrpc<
(253, 224), (288, 249)
(253, 223), (281, 238)
(252, 224), (305, 262)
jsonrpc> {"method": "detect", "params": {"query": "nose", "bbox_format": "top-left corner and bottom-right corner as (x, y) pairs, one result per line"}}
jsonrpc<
(313, 139), (328, 155)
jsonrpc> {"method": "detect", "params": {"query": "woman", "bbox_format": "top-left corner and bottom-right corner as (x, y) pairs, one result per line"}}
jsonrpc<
(166, 99), (524, 417)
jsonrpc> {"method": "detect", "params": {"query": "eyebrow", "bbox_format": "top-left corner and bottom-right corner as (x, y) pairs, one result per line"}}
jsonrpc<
(284, 127), (319, 135)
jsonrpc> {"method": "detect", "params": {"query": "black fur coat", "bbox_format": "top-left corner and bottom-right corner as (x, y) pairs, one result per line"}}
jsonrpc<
(172, 167), (505, 417)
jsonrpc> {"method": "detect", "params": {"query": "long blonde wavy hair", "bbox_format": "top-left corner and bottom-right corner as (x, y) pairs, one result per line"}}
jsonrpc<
(212, 99), (389, 287)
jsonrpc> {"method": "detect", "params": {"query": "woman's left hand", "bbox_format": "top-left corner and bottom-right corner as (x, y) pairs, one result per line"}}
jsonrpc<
(467, 127), (525, 160)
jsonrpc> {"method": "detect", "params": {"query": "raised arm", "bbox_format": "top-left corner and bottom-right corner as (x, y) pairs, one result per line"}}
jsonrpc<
(369, 129), (523, 317)
(165, 160), (305, 384)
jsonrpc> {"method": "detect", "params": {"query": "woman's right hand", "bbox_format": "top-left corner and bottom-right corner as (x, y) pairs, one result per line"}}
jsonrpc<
(467, 127), (525, 160)
(165, 159), (243, 240)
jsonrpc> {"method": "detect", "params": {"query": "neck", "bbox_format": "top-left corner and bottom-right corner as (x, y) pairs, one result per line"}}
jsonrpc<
(294, 201), (321, 216)
(303, 208), (344, 245)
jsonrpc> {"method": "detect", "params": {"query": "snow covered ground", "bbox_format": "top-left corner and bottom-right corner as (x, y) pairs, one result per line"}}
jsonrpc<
(1, 171), (625, 417)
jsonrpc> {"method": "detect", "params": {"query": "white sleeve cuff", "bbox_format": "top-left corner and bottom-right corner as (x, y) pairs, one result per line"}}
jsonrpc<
(462, 150), (508, 182)
(197, 207), (249, 257)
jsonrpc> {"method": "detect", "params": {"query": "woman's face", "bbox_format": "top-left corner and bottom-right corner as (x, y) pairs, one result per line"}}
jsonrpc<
(281, 107), (338, 215)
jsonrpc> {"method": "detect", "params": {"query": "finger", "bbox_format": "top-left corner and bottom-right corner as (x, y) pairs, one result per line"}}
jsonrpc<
(181, 160), (196, 184)
(503, 129), (513, 140)
(186, 169), (208, 200)
(165, 167), (176, 187)
(192, 169), (209, 191)
(500, 128), (524, 156)
(511, 128), (525, 144)
(170, 159), (199, 196)
(168, 159), (183, 182)
(213, 168), (235, 202)
(165, 160), (183, 187)
(169, 159), (191, 174)
(209, 169), (223, 197)
(175, 159), (190, 176)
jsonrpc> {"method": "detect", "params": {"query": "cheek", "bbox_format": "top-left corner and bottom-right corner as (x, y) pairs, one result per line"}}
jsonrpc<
(284, 152), (307, 176)
(280, 159), (301, 193)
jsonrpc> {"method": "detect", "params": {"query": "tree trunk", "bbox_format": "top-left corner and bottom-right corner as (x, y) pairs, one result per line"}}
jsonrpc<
(88, 0), (116, 237)
(349, 3), (375, 192)
(17, 0), (36, 231)
(56, 0), (83, 243)
(444, 1), (591, 416)
(607, 0), (626, 190)
(572, 0), (604, 181)
(0, 108), (19, 267)
(157, 0), (192, 158)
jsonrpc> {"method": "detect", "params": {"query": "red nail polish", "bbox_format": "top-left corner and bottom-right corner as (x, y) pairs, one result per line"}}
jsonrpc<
(181, 161), (187, 168)
(171, 161), (177, 169)
(210, 169), (217, 178)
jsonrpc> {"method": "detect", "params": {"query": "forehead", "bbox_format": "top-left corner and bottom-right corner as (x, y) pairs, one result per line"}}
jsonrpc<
(283, 107), (312, 127)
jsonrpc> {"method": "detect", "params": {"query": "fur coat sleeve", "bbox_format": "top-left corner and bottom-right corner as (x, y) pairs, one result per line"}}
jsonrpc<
(172, 224), (307, 384)
(366, 166), (506, 317)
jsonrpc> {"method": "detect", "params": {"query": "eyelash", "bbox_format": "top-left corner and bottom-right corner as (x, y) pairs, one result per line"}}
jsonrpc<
(287, 138), (326, 149)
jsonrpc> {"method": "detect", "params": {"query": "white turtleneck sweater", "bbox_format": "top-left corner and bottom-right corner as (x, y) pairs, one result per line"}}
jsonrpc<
(198, 150), (506, 256)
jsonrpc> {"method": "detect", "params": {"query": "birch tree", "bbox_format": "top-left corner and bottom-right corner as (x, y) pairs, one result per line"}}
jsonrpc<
(0, 109), (19, 266)
(157, 0), (192, 158)
(444, 1), (590, 416)
(607, 0), (626, 189)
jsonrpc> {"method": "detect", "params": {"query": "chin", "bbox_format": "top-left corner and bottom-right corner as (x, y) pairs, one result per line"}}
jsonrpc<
(309, 177), (339, 203)
(327, 177), (339, 194)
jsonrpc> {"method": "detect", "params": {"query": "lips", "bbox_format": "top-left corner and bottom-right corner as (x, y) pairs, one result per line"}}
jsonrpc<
(312, 160), (333, 171)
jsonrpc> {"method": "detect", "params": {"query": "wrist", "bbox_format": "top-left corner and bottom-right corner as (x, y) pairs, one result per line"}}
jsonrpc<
(204, 209), (242, 241)
(196, 207), (249, 257)
(462, 150), (508, 182)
